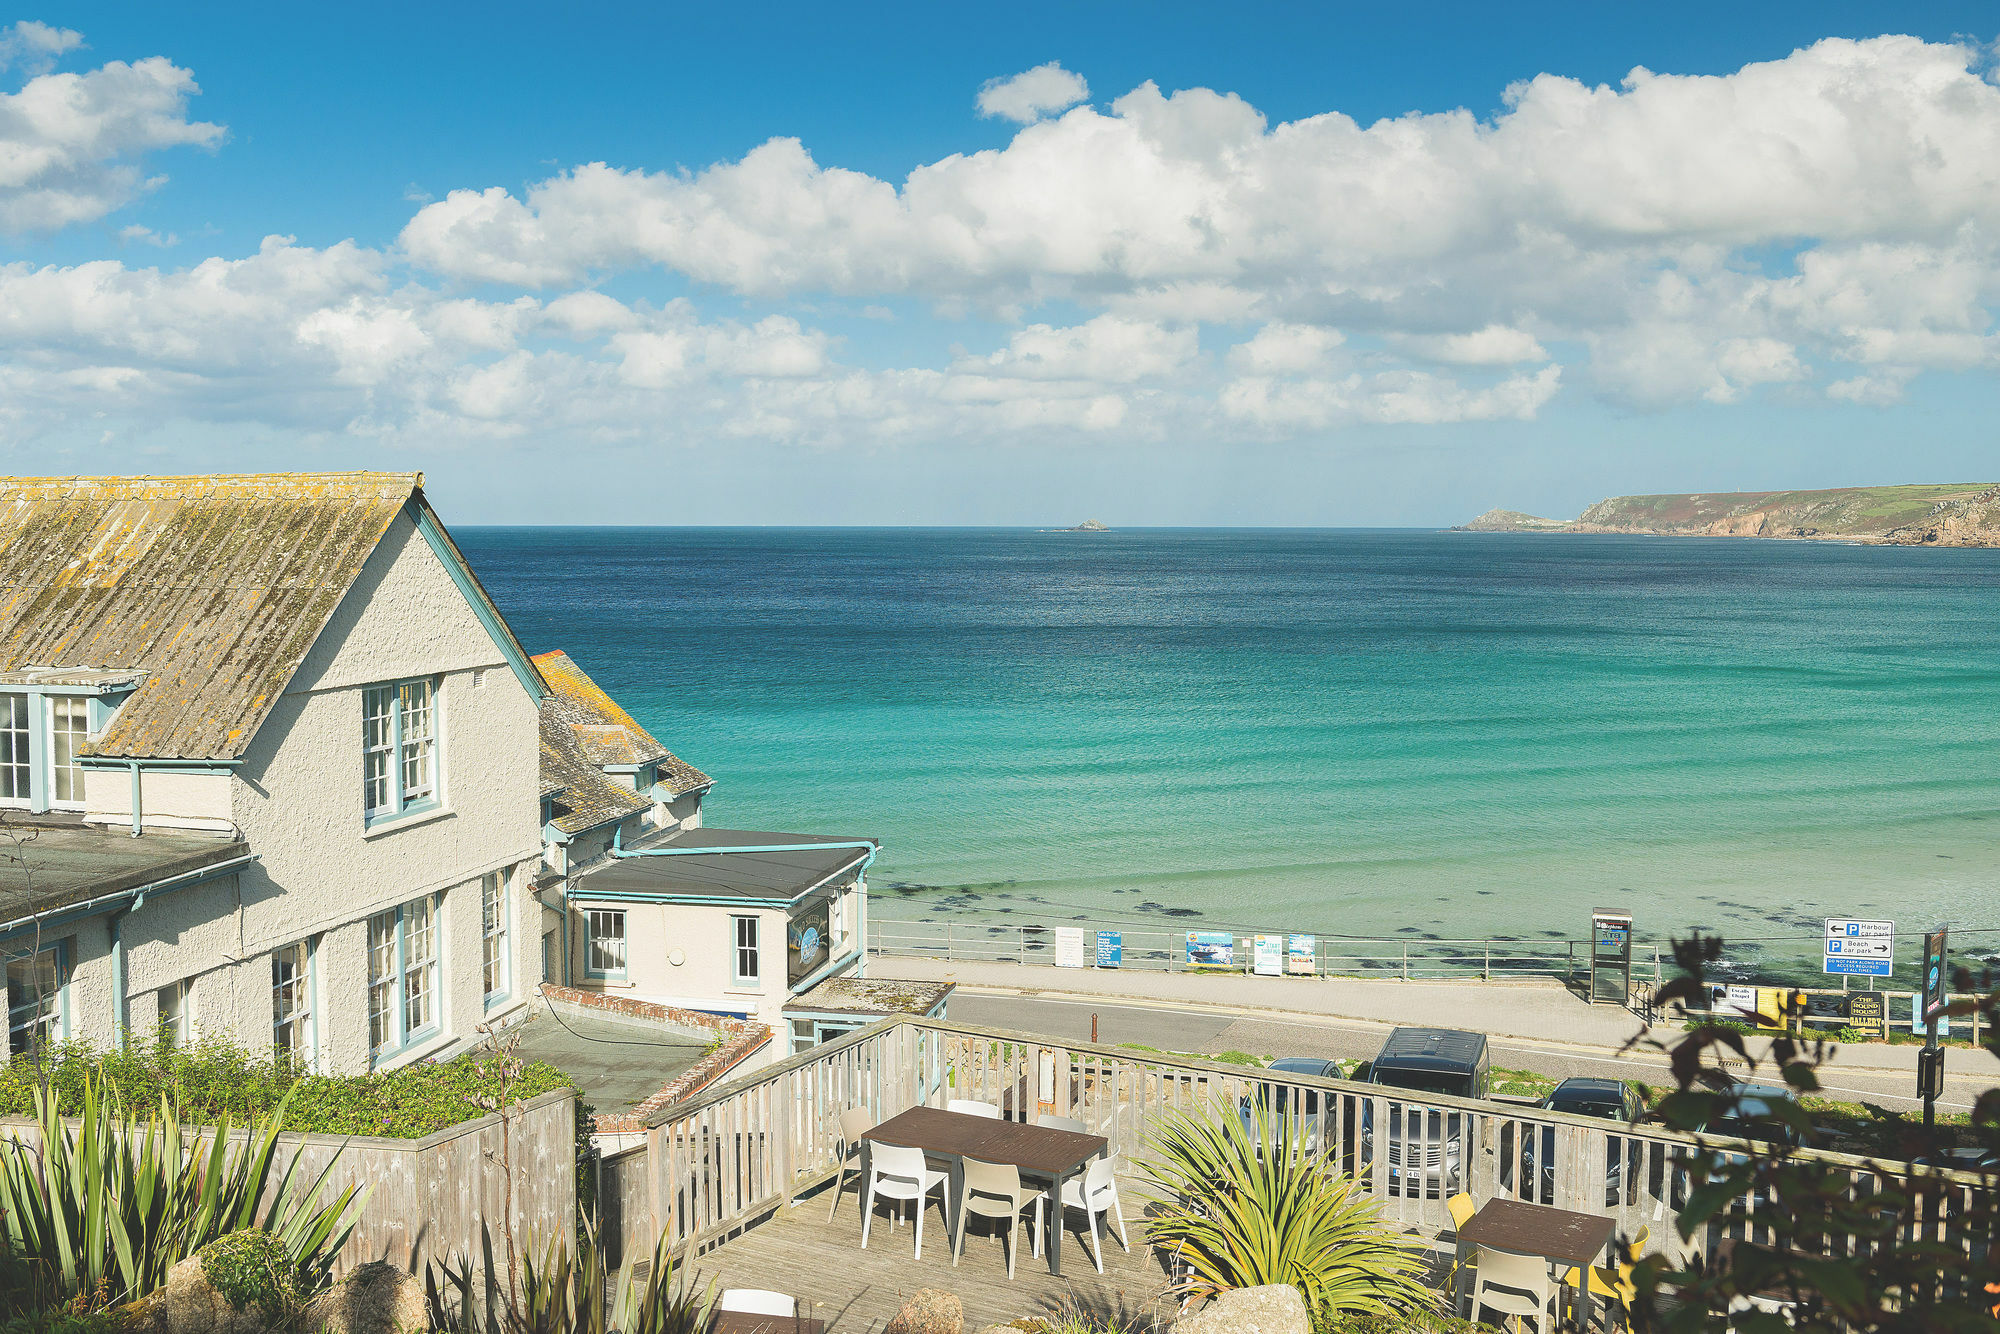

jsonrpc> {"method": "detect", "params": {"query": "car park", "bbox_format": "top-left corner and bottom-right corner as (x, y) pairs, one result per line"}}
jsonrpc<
(1358, 1027), (1490, 1196)
(1518, 1077), (1646, 1205)
(1237, 1056), (1343, 1150)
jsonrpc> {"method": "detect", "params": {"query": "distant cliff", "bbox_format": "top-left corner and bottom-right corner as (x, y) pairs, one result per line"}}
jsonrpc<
(1456, 484), (2000, 546)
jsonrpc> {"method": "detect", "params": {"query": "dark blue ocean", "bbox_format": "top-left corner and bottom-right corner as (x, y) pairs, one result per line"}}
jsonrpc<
(461, 528), (2000, 968)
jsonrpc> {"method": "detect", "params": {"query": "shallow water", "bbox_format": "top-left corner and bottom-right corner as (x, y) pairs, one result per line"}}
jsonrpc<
(464, 527), (2000, 978)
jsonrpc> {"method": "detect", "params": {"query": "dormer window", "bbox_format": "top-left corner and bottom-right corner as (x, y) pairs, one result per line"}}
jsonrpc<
(0, 676), (133, 813)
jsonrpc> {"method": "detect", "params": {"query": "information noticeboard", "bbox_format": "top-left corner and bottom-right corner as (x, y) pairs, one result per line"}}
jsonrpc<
(1253, 934), (1283, 976)
(1095, 931), (1122, 968)
(1186, 931), (1234, 969)
(1287, 934), (1316, 976)
(1921, 927), (1950, 1021)
(1847, 992), (1886, 1040)
(1824, 918), (1894, 978)
(1054, 927), (1086, 968)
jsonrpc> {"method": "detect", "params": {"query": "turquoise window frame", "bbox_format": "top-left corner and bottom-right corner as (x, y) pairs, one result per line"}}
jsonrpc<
(0, 685), (125, 815)
(366, 895), (442, 1066)
(584, 908), (627, 981)
(270, 937), (316, 1065)
(362, 678), (442, 828)
(5, 940), (68, 1054)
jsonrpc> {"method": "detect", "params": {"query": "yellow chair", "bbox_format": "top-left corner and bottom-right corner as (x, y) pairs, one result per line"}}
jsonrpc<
(1562, 1225), (1651, 1311)
(1444, 1193), (1480, 1293)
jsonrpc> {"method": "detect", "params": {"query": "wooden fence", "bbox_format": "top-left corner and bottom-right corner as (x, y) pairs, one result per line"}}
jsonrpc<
(0, 1087), (579, 1278)
(623, 1015), (1993, 1290)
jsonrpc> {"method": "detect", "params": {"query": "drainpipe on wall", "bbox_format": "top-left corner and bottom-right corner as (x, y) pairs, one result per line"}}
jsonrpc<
(128, 761), (143, 837)
(108, 888), (148, 1048)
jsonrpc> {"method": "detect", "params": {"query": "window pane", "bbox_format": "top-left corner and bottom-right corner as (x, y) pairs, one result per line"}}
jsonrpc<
(735, 916), (759, 983)
(6, 951), (60, 1054)
(363, 688), (394, 815)
(403, 897), (436, 1035)
(272, 942), (311, 1061)
(588, 910), (625, 974)
(158, 981), (187, 1050)
(367, 911), (396, 1052)
(399, 680), (434, 803)
(481, 873), (507, 999)
(49, 696), (88, 805)
(1, 694), (30, 800)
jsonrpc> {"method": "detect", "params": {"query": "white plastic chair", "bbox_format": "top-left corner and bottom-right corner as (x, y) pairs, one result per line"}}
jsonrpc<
(718, 1290), (795, 1316)
(1472, 1247), (1557, 1334)
(825, 1107), (875, 1222)
(950, 1156), (1037, 1279)
(1032, 1157), (1129, 1274)
(948, 1098), (1002, 1119)
(860, 1141), (949, 1259)
(1035, 1113), (1087, 1133)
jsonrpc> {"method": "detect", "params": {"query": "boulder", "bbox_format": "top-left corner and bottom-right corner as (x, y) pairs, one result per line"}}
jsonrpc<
(159, 1256), (269, 1334)
(1174, 1284), (1310, 1334)
(304, 1261), (429, 1334)
(884, 1287), (964, 1334)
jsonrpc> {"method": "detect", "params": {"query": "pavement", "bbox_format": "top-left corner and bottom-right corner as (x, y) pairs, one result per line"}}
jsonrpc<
(868, 954), (2000, 1115)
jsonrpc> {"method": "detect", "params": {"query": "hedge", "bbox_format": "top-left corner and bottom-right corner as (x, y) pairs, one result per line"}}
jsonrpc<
(0, 1033), (576, 1139)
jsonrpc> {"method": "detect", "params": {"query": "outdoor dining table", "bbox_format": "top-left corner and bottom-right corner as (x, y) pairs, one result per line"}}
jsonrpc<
(1456, 1196), (1618, 1332)
(860, 1105), (1109, 1276)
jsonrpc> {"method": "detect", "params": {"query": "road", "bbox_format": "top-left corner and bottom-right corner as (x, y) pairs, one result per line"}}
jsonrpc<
(948, 988), (1993, 1115)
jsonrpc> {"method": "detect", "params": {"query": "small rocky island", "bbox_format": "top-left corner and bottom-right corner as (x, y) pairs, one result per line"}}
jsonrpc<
(1049, 519), (1110, 532)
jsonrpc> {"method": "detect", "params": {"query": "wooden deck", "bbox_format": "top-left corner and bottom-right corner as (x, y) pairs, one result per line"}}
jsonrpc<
(680, 1173), (1186, 1332)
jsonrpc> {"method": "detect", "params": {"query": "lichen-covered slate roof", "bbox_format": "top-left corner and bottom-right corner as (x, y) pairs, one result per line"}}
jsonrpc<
(540, 715), (651, 835)
(531, 650), (711, 795)
(0, 472), (429, 760)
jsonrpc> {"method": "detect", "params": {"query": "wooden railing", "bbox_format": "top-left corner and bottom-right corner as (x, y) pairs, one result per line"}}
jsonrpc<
(632, 1015), (1994, 1284)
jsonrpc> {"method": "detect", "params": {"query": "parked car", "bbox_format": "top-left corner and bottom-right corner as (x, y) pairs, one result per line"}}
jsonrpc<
(1519, 1077), (1646, 1205)
(1238, 1056), (1343, 1151)
(1358, 1028), (1490, 1196)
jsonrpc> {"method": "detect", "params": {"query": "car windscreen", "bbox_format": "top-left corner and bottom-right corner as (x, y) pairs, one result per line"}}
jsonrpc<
(1372, 1067), (1472, 1099)
(1548, 1094), (1624, 1119)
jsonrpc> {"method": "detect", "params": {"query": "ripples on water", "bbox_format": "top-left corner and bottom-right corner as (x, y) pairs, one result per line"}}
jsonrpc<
(465, 528), (2000, 971)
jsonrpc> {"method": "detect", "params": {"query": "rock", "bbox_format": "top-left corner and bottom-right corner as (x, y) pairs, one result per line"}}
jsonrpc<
(304, 1262), (429, 1334)
(884, 1287), (964, 1334)
(1175, 1284), (1310, 1334)
(159, 1256), (267, 1334)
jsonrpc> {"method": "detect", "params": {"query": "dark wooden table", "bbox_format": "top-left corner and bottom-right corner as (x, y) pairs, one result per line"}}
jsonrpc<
(861, 1105), (1109, 1276)
(709, 1314), (824, 1334)
(1456, 1197), (1617, 1331)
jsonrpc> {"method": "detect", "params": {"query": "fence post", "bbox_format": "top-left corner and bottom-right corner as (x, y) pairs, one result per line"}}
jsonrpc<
(1402, 943), (1409, 981)
(945, 922), (953, 960)
(1484, 943), (1490, 981)
(1019, 929), (1025, 965)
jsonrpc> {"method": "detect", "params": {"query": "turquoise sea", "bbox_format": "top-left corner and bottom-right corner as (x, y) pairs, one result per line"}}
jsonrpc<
(462, 528), (2000, 977)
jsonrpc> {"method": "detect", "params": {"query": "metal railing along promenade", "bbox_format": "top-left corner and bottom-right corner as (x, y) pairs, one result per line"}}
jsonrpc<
(867, 916), (1665, 985)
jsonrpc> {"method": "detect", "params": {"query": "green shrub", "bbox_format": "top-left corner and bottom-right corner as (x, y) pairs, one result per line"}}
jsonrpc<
(1138, 1098), (1438, 1320)
(0, 1033), (573, 1139)
(196, 1229), (299, 1320)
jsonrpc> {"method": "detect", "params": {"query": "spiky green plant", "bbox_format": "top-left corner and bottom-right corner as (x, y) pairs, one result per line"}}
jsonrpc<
(1138, 1096), (1439, 1318)
(0, 1077), (365, 1309)
(429, 1217), (710, 1334)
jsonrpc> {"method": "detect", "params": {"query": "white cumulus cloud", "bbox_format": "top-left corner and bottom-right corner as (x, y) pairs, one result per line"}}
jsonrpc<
(976, 61), (1089, 123)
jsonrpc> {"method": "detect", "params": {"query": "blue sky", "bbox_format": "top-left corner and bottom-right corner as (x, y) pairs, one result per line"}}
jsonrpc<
(3, 2), (1998, 523)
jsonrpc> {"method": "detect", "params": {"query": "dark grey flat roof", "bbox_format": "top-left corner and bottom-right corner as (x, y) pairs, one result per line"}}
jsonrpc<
(0, 815), (251, 934)
(570, 827), (877, 905)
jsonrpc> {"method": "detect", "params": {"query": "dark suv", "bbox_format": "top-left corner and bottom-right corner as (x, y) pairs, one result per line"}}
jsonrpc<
(1519, 1077), (1646, 1205)
(1360, 1028), (1490, 1196)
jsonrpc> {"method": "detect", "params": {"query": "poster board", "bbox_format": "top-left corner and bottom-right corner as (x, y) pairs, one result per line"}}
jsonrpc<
(1054, 927), (1086, 968)
(1253, 934), (1283, 976)
(1846, 993), (1886, 1040)
(1823, 919), (1893, 977)
(1186, 931), (1234, 969)
(1095, 931), (1122, 968)
(1287, 934), (1316, 976)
